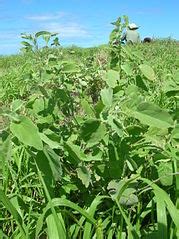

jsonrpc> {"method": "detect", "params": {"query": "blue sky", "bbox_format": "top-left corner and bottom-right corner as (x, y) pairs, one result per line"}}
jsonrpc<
(0, 0), (179, 55)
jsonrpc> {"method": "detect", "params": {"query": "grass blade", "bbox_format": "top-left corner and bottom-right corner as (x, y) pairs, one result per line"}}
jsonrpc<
(0, 189), (26, 237)
(36, 197), (96, 238)
(83, 196), (105, 239)
(35, 161), (66, 239)
(141, 178), (179, 235)
(46, 213), (66, 239)
(156, 194), (168, 239)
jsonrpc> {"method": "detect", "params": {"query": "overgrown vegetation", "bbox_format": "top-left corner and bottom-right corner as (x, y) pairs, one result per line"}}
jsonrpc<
(0, 16), (179, 239)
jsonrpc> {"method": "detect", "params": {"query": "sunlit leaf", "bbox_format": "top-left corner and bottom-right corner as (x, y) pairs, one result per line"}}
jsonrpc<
(77, 165), (91, 188)
(100, 88), (113, 107)
(10, 116), (43, 150)
(158, 161), (173, 186)
(127, 102), (174, 129)
(105, 70), (119, 88)
(139, 64), (155, 81)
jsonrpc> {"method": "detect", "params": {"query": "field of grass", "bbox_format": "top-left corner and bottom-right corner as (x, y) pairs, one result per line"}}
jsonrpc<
(0, 21), (179, 238)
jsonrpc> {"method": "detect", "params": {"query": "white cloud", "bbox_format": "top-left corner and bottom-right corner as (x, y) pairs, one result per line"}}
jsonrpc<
(25, 11), (90, 38)
(39, 22), (90, 38)
(26, 12), (66, 21)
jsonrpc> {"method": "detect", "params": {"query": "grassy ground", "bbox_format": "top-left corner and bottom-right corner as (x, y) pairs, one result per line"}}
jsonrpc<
(0, 40), (179, 238)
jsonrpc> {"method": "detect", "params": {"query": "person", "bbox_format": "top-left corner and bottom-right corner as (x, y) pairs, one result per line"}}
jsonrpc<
(121, 23), (140, 44)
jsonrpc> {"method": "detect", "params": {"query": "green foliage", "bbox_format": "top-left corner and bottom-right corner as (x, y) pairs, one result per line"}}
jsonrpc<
(139, 64), (155, 81)
(0, 19), (179, 238)
(10, 115), (43, 150)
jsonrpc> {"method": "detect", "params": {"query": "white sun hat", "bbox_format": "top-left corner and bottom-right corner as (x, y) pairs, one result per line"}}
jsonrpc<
(128, 23), (139, 29)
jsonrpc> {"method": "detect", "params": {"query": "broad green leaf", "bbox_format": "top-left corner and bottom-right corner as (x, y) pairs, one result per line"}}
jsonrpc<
(81, 98), (95, 118)
(121, 63), (133, 76)
(124, 85), (143, 109)
(39, 85), (49, 98)
(125, 84), (139, 97)
(40, 133), (61, 149)
(108, 181), (138, 206)
(55, 89), (69, 102)
(77, 165), (91, 188)
(107, 115), (123, 137)
(10, 196), (23, 218)
(64, 141), (86, 163)
(172, 124), (179, 139)
(35, 151), (55, 196)
(136, 75), (148, 91)
(162, 80), (179, 94)
(10, 116), (43, 150)
(158, 161), (173, 186)
(11, 99), (24, 112)
(127, 102), (174, 129)
(87, 123), (107, 147)
(60, 61), (80, 73)
(32, 98), (45, 114)
(107, 177), (138, 202)
(105, 70), (119, 88)
(139, 64), (155, 81)
(46, 214), (59, 239)
(100, 88), (113, 107)
(81, 119), (106, 146)
(85, 151), (103, 162)
(81, 119), (100, 141)
(35, 31), (51, 38)
(36, 115), (54, 125)
(43, 147), (63, 182)
(119, 188), (138, 206)
(95, 100), (105, 118)
(79, 78), (88, 86)
(108, 142), (123, 179)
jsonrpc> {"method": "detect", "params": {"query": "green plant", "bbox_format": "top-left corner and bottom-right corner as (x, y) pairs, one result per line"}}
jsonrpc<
(0, 18), (179, 238)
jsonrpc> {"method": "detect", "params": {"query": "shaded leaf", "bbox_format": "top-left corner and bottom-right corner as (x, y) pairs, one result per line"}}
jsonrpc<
(64, 141), (86, 163)
(77, 165), (91, 188)
(81, 98), (95, 118)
